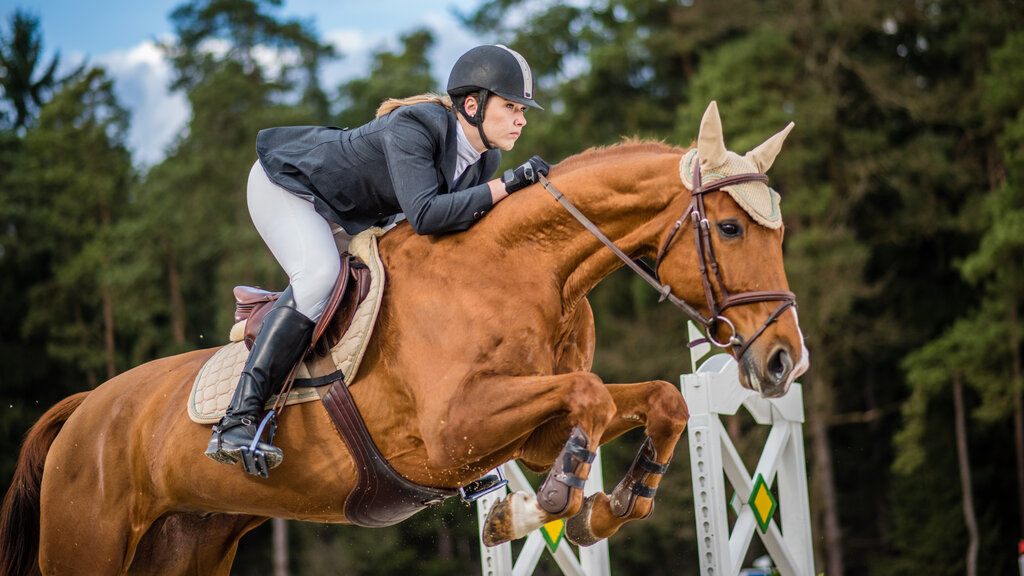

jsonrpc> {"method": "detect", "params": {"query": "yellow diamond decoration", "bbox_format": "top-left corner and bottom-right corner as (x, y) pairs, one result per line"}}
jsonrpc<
(749, 474), (777, 533)
(540, 519), (565, 553)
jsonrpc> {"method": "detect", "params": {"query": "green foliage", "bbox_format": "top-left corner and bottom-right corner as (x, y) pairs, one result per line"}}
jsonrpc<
(164, 0), (334, 95)
(9, 67), (134, 381)
(0, 9), (65, 131)
(896, 305), (1006, 475)
(335, 29), (439, 128)
(891, 6), (1024, 575)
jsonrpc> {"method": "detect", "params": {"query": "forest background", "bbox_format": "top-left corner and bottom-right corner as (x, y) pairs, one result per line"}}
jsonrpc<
(2, 1), (1023, 575)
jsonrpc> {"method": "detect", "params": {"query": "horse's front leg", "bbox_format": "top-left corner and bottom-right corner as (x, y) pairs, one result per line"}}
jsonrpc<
(565, 380), (689, 546)
(422, 371), (616, 546)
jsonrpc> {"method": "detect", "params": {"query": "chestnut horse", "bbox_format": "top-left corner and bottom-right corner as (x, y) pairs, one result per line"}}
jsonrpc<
(0, 102), (807, 575)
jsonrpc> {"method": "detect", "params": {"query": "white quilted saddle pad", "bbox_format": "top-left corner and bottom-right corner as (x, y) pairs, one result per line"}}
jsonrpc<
(188, 228), (387, 424)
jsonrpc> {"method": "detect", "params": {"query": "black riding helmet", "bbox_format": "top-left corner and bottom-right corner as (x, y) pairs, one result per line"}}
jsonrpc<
(447, 44), (542, 149)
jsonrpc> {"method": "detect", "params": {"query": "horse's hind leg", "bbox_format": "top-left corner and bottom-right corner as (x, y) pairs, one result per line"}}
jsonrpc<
(39, 432), (158, 574)
(129, 513), (265, 576)
(565, 380), (689, 546)
(38, 502), (141, 575)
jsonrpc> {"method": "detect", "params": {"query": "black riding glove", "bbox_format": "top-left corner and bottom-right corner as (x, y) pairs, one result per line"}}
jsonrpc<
(502, 156), (551, 194)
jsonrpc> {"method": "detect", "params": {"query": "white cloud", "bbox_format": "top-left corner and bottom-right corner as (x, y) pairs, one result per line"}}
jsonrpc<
(86, 18), (481, 169)
(320, 27), (385, 90)
(94, 40), (188, 168)
(320, 19), (480, 92)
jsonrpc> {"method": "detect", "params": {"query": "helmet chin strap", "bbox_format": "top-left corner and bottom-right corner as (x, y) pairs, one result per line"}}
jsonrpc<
(457, 90), (495, 150)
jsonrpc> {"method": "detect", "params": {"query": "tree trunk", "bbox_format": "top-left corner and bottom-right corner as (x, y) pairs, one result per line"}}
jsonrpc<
(273, 518), (288, 576)
(953, 373), (979, 576)
(102, 287), (116, 380)
(808, 369), (843, 576)
(1010, 301), (1024, 537)
(436, 521), (453, 561)
(100, 202), (116, 380)
(167, 240), (187, 346)
(75, 304), (98, 388)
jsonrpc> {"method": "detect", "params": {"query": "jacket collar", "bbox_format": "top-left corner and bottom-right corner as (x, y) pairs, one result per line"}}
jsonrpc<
(442, 110), (501, 191)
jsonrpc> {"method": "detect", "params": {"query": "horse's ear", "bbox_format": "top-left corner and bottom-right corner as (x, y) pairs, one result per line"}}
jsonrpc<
(745, 122), (795, 173)
(697, 101), (729, 169)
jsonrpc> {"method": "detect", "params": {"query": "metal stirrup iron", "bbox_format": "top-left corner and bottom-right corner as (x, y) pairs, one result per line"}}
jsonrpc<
(239, 410), (279, 478)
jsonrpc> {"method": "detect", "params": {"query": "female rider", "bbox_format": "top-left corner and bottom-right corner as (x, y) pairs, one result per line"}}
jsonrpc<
(205, 45), (550, 476)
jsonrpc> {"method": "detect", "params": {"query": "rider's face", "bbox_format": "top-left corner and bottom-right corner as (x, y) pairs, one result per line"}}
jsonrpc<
(462, 94), (527, 152)
(481, 95), (527, 152)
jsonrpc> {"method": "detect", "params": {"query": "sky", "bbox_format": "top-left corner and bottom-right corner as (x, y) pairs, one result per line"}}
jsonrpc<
(4, 0), (487, 166)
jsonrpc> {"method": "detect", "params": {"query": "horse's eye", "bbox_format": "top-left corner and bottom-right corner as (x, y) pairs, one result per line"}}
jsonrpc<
(717, 220), (743, 239)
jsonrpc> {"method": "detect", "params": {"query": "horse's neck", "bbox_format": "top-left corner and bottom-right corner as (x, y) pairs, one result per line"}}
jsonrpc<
(499, 149), (687, 308)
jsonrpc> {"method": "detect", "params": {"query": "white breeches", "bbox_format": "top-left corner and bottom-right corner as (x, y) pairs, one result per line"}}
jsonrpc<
(246, 161), (350, 321)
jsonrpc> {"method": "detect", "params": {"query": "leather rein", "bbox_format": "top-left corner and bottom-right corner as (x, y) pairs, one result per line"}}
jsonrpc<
(537, 157), (795, 360)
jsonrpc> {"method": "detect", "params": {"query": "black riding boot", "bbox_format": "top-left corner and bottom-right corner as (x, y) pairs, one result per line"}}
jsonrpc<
(205, 287), (314, 473)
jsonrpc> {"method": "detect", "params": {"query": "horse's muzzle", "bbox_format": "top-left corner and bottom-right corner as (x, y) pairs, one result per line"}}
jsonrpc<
(739, 342), (798, 398)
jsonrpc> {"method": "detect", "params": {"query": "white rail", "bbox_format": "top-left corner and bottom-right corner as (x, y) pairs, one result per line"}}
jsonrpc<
(683, 323), (815, 576)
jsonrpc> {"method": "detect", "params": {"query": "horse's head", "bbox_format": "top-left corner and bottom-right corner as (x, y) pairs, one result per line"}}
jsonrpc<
(658, 101), (808, 397)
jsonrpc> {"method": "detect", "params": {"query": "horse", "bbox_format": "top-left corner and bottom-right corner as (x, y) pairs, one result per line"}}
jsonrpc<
(0, 101), (808, 575)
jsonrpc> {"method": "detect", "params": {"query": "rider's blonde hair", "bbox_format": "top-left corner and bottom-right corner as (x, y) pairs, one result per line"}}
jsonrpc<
(375, 93), (454, 118)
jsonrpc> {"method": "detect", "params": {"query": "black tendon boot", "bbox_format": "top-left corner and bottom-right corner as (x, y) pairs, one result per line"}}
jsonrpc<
(205, 287), (314, 474)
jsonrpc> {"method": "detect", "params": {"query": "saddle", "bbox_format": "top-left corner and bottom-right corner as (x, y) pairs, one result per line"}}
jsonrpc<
(233, 254), (373, 361)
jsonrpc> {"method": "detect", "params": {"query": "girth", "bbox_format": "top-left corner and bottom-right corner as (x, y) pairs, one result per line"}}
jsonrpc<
(321, 380), (456, 527)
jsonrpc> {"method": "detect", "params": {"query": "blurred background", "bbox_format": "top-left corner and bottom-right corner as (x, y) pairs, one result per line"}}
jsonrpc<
(1, 1), (1023, 574)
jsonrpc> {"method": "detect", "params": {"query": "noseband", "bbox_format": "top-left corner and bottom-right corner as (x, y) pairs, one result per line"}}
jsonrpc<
(538, 157), (796, 360)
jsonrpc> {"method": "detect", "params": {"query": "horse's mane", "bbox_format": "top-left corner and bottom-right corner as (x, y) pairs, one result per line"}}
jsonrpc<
(554, 138), (691, 174)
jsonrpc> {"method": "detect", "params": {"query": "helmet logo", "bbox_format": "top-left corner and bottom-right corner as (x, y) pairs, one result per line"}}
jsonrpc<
(496, 44), (533, 99)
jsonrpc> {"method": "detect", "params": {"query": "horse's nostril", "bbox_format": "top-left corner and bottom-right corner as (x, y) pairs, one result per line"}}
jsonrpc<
(768, 348), (792, 383)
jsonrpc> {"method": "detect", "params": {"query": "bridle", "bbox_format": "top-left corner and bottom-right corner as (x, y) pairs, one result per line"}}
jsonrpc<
(537, 156), (796, 360)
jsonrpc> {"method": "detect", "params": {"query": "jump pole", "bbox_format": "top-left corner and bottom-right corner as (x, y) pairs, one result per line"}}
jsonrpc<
(682, 322), (815, 576)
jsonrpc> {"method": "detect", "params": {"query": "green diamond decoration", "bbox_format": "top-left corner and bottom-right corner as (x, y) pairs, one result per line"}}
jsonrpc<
(749, 474), (777, 534)
(540, 519), (565, 553)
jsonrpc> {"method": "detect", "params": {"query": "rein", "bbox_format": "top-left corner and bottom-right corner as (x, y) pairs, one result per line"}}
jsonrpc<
(537, 159), (795, 360)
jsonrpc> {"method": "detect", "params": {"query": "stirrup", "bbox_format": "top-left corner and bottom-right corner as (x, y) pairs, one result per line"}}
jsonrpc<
(239, 410), (279, 478)
(459, 468), (509, 503)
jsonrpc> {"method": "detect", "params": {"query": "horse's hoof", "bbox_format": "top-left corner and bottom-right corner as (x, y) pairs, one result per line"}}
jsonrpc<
(482, 496), (515, 547)
(482, 491), (546, 546)
(565, 493), (603, 547)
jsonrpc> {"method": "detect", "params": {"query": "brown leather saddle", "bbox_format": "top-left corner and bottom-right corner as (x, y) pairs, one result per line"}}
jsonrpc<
(232, 252), (457, 524)
(233, 254), (372, 361)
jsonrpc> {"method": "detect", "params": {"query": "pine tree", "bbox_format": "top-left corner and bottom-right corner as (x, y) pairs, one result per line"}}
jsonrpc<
(0, 9), (66, 132)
